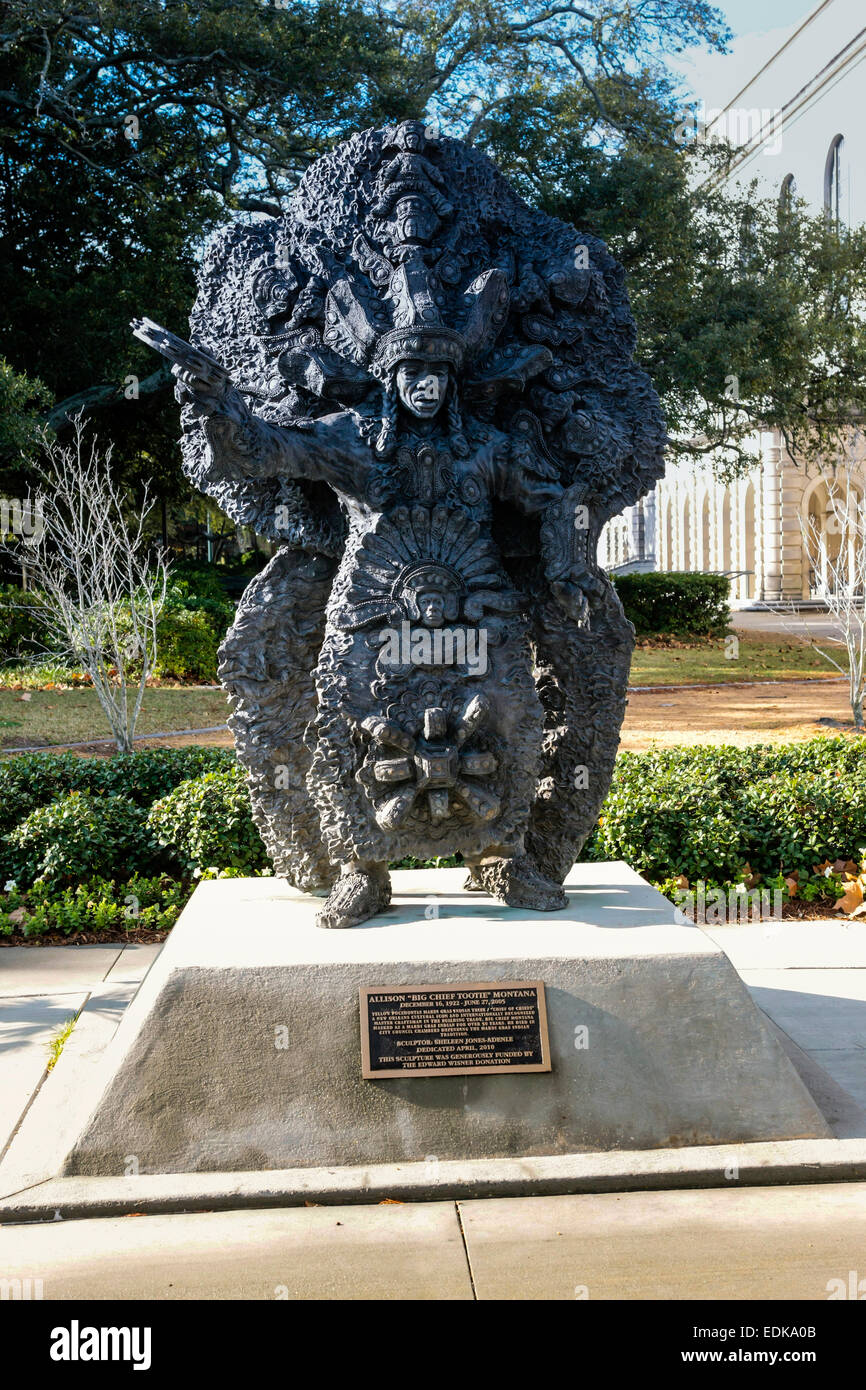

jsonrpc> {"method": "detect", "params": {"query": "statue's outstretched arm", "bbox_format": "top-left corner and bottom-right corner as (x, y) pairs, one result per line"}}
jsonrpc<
(130, 317), (357, 490)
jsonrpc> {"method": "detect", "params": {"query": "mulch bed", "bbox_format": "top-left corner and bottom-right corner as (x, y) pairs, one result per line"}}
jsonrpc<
(0, 929), (172, 947)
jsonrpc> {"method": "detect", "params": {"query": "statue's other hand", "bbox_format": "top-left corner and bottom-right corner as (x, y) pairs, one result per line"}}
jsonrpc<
(551, 569), (606, 627)
(550, 579), (589, 627)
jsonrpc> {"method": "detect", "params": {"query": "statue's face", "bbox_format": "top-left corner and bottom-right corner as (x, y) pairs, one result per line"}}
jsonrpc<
(393, 195), (439, 244)
(395, 360), (450, 418)
(417, 590), (446, 627)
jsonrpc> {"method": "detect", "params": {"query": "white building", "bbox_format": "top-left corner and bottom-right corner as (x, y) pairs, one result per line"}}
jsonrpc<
(601, 0), (866, 604)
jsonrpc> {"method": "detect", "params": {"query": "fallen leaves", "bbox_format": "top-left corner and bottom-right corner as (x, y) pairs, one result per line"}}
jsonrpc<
(836, 880), (864, 915)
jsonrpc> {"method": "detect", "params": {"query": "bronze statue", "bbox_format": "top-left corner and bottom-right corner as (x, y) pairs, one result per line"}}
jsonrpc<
(134, 120), (665, 928)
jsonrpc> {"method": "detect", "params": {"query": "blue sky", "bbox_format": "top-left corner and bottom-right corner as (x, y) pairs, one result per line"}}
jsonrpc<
(717, 0), (818, 36)
(672, 0), (826, 105)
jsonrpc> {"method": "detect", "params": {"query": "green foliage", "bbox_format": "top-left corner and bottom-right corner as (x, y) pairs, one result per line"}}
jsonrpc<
(0, 357), (51, 473)
(7, 0), (862, 482)
(154, 607), (221, 682)
(0, 660), (92, 689)
(0, 584), (48, 660)
(46, 1014), (78, 1069)
(0, 873), (188, 936)
(0, 0), (406, 494)
(5, 791), (153, 887)
(480, 76), (866, 475)
(0, 0), (736, 493)
(647, 190), (866, 475)
(2, 734), (864, 934)
(94, 566), (234, 683)
(0, 747), (235, 840)
(587, 738), (866, 885)
(164, 563), (236, 630)
(147, 767), (268, 873)
(613, 571), (730, 637)
(150, 563), (237, 678)
(0, 1), (728, 214)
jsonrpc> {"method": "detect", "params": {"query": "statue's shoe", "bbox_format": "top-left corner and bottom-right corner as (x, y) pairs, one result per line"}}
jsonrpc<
(465, 856), (568, 912)
(315, 868), (392, 929)
(462, 868), (486, 893)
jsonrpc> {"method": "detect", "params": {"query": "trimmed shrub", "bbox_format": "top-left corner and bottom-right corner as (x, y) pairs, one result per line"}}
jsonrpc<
(612, 571), (730, 637)
(147, 767), (267, 873)
(154, 607), (221, 681)
(110, 568), (235, 683)
(162, 566), (236, 637)
(6, 792), (153, 888)
(587, 737), (866, 883)
(0, 747), (235, 839)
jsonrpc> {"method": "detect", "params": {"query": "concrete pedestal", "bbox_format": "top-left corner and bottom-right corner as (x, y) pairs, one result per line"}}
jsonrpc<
(56, 864), (828, 1176)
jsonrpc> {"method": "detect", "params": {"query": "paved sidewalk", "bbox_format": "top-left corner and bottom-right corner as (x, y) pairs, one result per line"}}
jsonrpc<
(1, 923), (865, 1301)
(1, 1182), (864, 1299)
(705, 920), (866, 1116)
(0, 945), (160, 1160)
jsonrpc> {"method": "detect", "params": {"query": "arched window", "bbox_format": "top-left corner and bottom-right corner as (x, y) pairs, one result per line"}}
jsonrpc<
(824, 135), (846, 223)
(778, 172), (796, 219)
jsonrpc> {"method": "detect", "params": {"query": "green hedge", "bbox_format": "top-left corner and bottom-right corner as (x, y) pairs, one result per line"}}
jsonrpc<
(1, 564), (237, 680)
(156, 566), (237, 681)
(0, 747), (235, 842)
(612, 571), (730, 637)
(147, 767), (269, 874)
(2, 736), (863, 931)
(586, 737), (866, 883)
(6, 792), (153, 888)
(0, 754), (263, 888)
(164, 564), (236, 631)
(153, 608), (221, 681)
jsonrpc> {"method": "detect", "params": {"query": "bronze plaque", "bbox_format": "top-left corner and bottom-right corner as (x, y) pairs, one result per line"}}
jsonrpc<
(360, 981), (551, 1078)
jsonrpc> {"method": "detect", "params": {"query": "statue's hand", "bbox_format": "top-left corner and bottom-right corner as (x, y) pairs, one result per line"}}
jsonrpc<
(173, 361), (232, 413)
(551, 569), (606, 627)
(129, 317), (243, 419)
(551, 579), (588, 626)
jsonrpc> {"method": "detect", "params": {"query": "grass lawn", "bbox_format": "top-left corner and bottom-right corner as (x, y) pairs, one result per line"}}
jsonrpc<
(0, 634), (849, 748)
(630, 632), (846, 686)
(0, 686), (230, 749)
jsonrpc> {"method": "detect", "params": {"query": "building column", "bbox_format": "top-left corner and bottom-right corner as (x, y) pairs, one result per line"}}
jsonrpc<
(760, 433), (783, 602)
(643, 489), (657, 565)
(730, 479), (742, 600)
(780, 458), (807, 600)
(714, 485), (725, 575)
